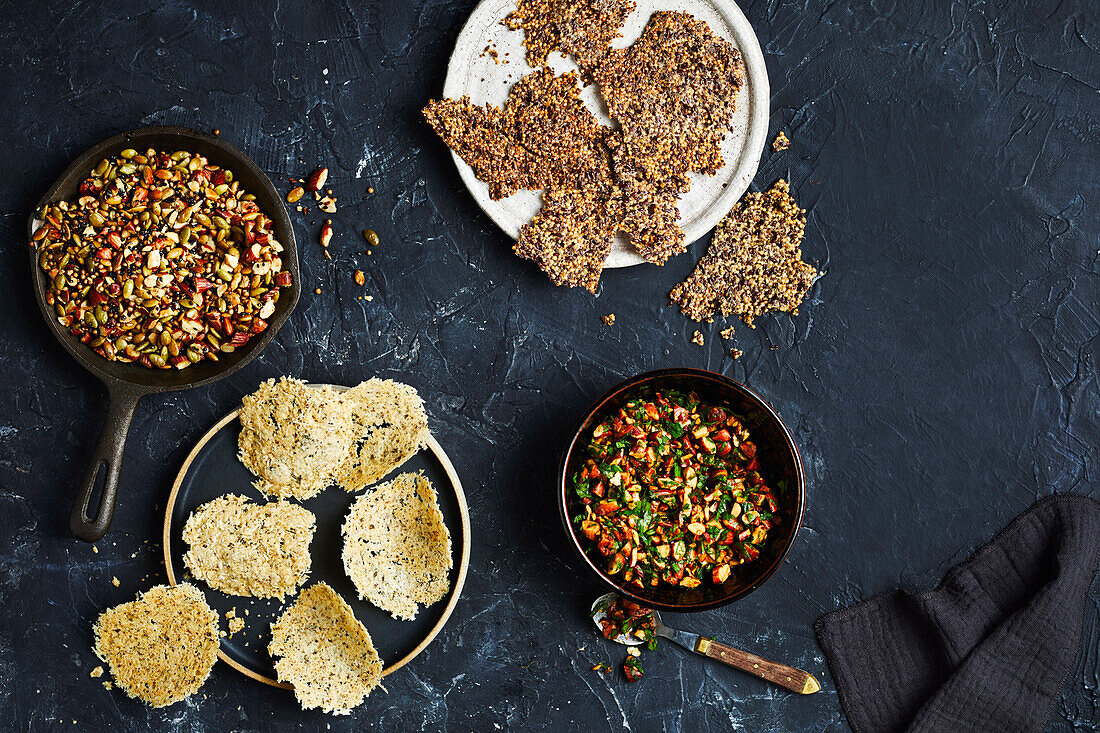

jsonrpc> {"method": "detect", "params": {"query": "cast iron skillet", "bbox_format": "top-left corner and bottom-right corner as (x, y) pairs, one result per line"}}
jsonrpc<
(559, 368), (806, 612)
(27, 126), (300, 542)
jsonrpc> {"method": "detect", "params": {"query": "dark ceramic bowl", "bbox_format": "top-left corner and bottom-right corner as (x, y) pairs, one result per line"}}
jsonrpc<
(559, 368), (805, 612)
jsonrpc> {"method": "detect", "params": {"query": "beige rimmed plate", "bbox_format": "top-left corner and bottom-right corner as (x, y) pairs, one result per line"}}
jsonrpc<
(162, 384), (471, 689)
(442, 0), (770, 268)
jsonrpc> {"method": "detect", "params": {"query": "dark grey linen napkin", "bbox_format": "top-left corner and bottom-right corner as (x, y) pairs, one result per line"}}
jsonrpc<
(815, 494), (1100, 733)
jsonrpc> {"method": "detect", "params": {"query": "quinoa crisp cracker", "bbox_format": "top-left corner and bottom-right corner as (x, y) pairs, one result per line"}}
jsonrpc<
(425, 8), (745, 291)
(503, 0), (636, 73)
(183, 494), (316, 600)
(671, 180), (817, 324)
(92, 584), (218, 708)
(342, 472), (453, 621)
(269, 582), (383, 715)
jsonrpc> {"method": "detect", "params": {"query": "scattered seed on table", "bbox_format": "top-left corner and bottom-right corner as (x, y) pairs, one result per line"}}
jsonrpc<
(362, 229), (379, 247)
(306, 167), (328, 192)
(353, 270), (365, 286)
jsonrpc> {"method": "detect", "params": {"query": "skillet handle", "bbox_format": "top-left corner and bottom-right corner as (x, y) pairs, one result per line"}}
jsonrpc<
(70, 385), (142, 542)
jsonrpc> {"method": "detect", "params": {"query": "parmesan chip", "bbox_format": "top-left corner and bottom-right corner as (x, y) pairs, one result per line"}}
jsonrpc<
(335, 379), (430, 492)
(92, 584), (218, 708)
(238, 377), (353, 500)
(342, 472), (452, 620)
(183, 494), (316, 599)
(269, 583), (383, 715)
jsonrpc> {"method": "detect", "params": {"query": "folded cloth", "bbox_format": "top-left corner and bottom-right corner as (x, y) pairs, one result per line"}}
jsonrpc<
(815, 494), (1100, 733)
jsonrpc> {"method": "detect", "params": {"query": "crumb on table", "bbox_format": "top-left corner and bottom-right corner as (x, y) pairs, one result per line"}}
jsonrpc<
(691, 331), (705, 346)
(601, 313), (616, 326)
(773, 131), (790, 151)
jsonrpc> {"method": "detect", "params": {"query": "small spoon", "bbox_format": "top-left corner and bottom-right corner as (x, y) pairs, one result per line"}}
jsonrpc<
(591, 593), (821, 694)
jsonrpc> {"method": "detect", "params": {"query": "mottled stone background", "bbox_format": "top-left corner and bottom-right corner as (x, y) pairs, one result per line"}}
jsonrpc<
(0, 0), (1096, 730)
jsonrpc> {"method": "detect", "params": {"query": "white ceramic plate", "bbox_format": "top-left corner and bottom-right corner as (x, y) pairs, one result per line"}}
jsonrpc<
(442, 0), (770, 268)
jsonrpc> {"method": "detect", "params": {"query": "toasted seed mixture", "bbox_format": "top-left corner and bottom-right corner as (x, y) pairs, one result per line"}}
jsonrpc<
(334, 379), (430, 492)
(514, 185), (619, 292)
(238, 378), (354, 500)
(423, 69), (609, 201)
(720, 326), (735, 340)
(691, 330), (705, 346)
(772, 131), (790, 151)
(503, 0), (636, 73)
(595, 12), (744, 183)
(269, 583), (383, 715)
(92, 584), (219, 708)
(342, 472), (453, 621)
(227, 616), (245, 635)
(183, 494), (316, 599)
(671, 180), (817, 324)
(32, 148), (291, 369)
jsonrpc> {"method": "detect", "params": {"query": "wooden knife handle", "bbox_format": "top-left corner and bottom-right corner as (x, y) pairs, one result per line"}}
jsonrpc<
(694, 637), (820, 694)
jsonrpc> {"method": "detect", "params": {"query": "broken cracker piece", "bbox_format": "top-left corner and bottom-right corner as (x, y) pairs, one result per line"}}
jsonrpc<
(423, 69), (608, 200)
(342, 472), (452, 621)
(269, 583), (383, 715)
(92, 584), (218, 708)
(671, 180), (817, 324)
(504, 0), (636, 73)
(594, 12), (744, 183)
(183, 494), (315, 600)
(514, 185), (618, 292)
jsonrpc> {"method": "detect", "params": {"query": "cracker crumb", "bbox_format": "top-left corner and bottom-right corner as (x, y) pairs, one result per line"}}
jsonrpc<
(772, 131), (790, 151)
(269, 583), (383, 715)
(92, 584), (218, 708)
(92, 546), (98, 554)
(342, 472), (452, 621)
(227, 617), (245, 636)
(691, 331), (705, 346)
(111, 577), (119, 587)
(90, 666), (103, 678)
(601, 313), (616, 326)
(102, 681), (112, 690)
(730, 349), (743, 359)
(720, 327), (735, 340)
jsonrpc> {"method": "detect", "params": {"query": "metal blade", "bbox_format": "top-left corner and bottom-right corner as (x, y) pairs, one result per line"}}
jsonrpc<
(655, 623), (701, 654)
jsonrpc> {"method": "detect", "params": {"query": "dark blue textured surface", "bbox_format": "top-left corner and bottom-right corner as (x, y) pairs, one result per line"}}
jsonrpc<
(0, 1), (1096, 730)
